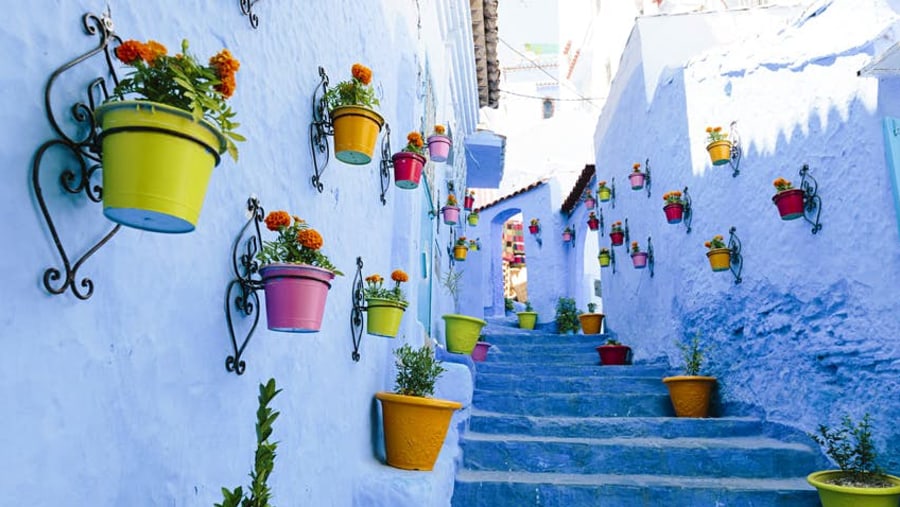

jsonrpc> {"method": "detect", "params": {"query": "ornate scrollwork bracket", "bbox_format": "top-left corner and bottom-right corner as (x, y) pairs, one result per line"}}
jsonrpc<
(239, 0), (261, 29)
(727, 226), (743, 285)
(682, 186), (693, 234)
(729, 121), (743, 178)
(799, 164), (823, 234)
(350, 257), (366, 362)
(309, 66), (333, 193)
(598, 207), (605, 236)
(610, 177), (617, 209)
(644, 158), (652, 198)
(646, 236), (655, 278)
(379, 125), (393, 206)
(31, 12), (123, 300)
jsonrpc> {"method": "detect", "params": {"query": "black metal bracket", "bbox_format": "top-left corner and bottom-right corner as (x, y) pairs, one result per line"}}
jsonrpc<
(224, 197), (266, 375)
(610, 177), (617, 209)
(610, 247), (617, 274)
(682, 186), (693, 234)
(799, 164), (823, 234)
(624, 218), (631, 247)
(644, 158), (652, 198)
(531, 223), (543, 247)
(31, 12), (123, 300)
(239, 0), (261, 28)
(598, 207), (605, 235)
(309, 66), (333, 193)
(647, 236), (655, 278)
(729, 121), (743, 178)
(378, 124), (393, 206)
(350, 257), (366, 362)
(727, 226), (743, 285)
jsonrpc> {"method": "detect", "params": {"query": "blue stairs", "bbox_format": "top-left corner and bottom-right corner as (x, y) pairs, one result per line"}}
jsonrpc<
(451, 317), (827, 506)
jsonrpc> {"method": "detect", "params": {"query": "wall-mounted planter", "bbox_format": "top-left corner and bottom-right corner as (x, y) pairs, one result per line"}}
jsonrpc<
(260, 263), (335, 332)
(442, 314), (487, 354)
(629, 172), (646, 190)
(331, 105), (384, 165)
(467, 213), (479, 226)
(598, 185), (612, 202)
(598, 249), (612, 267)
(587, 214), (600, 231)
(597, 344), (631, 365)
(772, 188), (804, 220)
(562, 229), (573, 243)
(375, 392), (461, 471)
(464, 192), (475, 211)
(584, 196), (596, 210)
(453, 245), (468, 261)
(365, 297), (407, 338)
(706, 248), (731, 272)
(97, 100), (226, 233)
(631, 252), (649, 269)
(427, 134), (452, 162)
(705, 227), (743, 284)
(663, 203), (684, 224)
(441, 205), (460, 225)
(610, 230), (624, 246)
(528, 223), (540, 235)
(706, 140), (732, 166)
(704, 122), (742, 177)
(392, 151), (425, 189)
(772, 166), (823, 233)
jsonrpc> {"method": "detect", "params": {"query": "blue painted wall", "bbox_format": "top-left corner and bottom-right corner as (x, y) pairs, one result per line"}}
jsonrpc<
(592, 1), (900, 472)
(3, 0), (478, 504)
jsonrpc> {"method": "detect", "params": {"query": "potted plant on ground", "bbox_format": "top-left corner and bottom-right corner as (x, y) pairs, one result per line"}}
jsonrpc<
(705, 234), (730, 272)
(392, 131), (427, 189)
(427, 124), (452, 162)
(555, 297), (581, 335)
(504, 297), (514, 315)
(453, 236), (468, 261)
(363, 269), (409, 338)
(586, 211), (600, 231)
(629, 163), (646, 190)
(528, 218), (540, 235)
(467, 209), (479, 227)
(598, 180), (612, 202)
(583, 189), (596, 210)
(375, 344), (462, 471)
(597, 338), (631, 366)
(598, 248), (611, 267)
(97, 39), (244, 233)
(561, 226), (574, 243)
(257, 211), (342, 332)
(471, 335), (492, 362)
(630, 241), (648, 269)
(517, 301), (538, 330)
(324, 63), (384, 165)
(705, 125), (731, 166)
(662, 334), (717, 418)
(609, 221), (624, 246)
(662, 190), (685, 224)
(772, 177), (805, 220)
(463, 189), (475, 211)
(441, 313), (487, 354)
(578, 302), (604, 335)
(807, 413), (900, 506)
(441, 193), (460, 225)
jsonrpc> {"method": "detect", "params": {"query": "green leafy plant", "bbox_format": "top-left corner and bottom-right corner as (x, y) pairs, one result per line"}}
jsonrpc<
(393, 344), (446, 397)
(610, 221), (623, 233)
(676, 333), (706, 376)
(555, 297), (580, 334)
(587, 302), (597, 313)
(504, 297), (514, 312)
(110, 39), (244, 161)
(523, 301), (534, 312)
(605, 338), (621, 345)
(323, 63), (379, 110)
(256, 211), (342, 275)
(809, 413), (893, 488)
(363, 269), (409, 305)
(704, 234), (727, 251)
(217, 378), (282, 507)
(705, 125), (728, 143)
(401, 131), (426, 155)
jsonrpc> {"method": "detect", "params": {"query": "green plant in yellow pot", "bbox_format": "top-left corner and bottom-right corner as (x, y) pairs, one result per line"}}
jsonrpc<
(363, 269), (409, 338)
(324, 63), (384, 165)
(517, 301), (538, 330)
(662, 334), (717, 418)
(578, 302), (604, 335)
(807, 413), (900, 507)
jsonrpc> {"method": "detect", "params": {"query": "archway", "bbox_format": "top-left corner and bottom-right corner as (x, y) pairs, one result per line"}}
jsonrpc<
(488, 207), (525, 316)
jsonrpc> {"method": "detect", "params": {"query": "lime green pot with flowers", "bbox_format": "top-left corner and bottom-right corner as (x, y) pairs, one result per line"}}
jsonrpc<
(517, 301), (538, 330)
(325, 63), (384, 165)
(257, 211), (342, 333)
(442, 314), (487, 354)
(97, 39), (244, 233)
(363, 269), (410, 338)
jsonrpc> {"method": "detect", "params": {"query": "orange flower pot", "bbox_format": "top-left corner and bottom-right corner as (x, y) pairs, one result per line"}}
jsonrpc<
(662, 375), (717, 417)
(578, 313), (604, 335)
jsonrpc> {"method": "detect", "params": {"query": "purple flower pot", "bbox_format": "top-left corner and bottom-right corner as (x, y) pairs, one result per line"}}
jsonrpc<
(260, 263), (335, 332)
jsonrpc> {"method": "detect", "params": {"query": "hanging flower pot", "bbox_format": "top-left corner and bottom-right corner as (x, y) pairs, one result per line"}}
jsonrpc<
(631, 252), (648, 269)
(587, 212), (599, 231)
(471, 341), (492, 362)
(629, 163), (645, 190)
(468, 240), (479, 251)
(598, 181), (612, 202)
(464, 191), (475, 211)
(663, 203), (684, 224)
(331, 105), (385, 165)
(609, 221), (624, 246)
(391, 152), (425, 189)
(705, 126), (732, 166)
(528, 220), (540, 235)
(467, 212), (479, 226)
(583, 190), (596, 210)
(598, 249), (611, 267)
(260, 263), (335, 332)
(706, 248), (730, 272)
(442, 314), (487, 353)
(562, 229), (573, 243)
(441, 206), (460, 225)
(362, 269), (410, 338)
(597, 342), (631, 365)
(427, 125), (452, 162)
(771, 178), (804, 220)
(453, 244), (468, 261)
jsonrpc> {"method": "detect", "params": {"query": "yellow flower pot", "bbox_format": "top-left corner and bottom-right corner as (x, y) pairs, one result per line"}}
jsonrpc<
(96, 100), (226, 233)
(807, 471), (900, 507)
(578, 313), (604, 335)
(365, 297), (407, 338)
(598, 186), (612, 202)
(331, 105), (385, 165)
(707, 248), (731, 272)
(662, 375), (717, 418)
(453, 245), (468, 261)
(706, 140), (732, 166)
(375, 392), (462, 471)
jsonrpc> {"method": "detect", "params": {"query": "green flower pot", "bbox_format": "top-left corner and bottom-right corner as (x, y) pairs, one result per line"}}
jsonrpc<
(517, 311), (537, 330)
(366, 298), (407, 338)
(808, 471), (900, 507)
(442, 314), (487, 354)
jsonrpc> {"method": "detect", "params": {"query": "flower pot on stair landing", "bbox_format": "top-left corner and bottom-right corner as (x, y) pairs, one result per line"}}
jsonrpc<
(662, 375), (717, 417)
(441, 314), (487, 354)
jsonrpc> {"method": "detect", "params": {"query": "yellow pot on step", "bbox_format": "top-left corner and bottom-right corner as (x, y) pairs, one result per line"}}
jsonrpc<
(375, 392), (461, 471)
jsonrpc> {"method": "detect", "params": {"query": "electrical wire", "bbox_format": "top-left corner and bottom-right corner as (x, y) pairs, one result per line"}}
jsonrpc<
(499, 88), (607, 102)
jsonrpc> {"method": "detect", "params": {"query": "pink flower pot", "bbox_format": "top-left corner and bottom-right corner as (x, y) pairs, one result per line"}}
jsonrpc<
(610, 231), (624, 246)
(260, 263), (335, 333)
(464, 195), (475, 211)
(772, 188), (804, 220)
(471, 341), (492, 362)
(584, 198), (596, 210)
(427, 134), (452, 162)
(392, 152), (426, 189)
(441, 206), (460, 225)
(587, 218), (599, 231)
(663, 203), (684, 224)
(631, 252), (648, 269)
(629, 172), (645, 190)
(597, 345), (631, 365)
(562, 231), (572, 243)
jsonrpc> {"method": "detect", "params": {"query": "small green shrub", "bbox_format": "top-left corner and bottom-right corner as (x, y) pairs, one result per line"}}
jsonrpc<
(394, 344), (446, 398)
(523, 301), (534, 312)
(504, 297), (514, 312)
(810, 413), (892, 488)
(555, 297), (580, 334)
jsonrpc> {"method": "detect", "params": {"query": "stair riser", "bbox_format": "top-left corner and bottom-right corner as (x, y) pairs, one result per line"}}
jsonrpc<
(451, 482), (820, 507)
(485, 349), (607, 362)
(482, 334), (609, 346)
(475, 374), (668, 394)
(468, 416), (764, 439)
(472, 391), (674, 417)
(476, 363), (671, 377)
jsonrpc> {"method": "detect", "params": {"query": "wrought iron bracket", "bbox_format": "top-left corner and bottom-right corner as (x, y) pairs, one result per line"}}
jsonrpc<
(644, 158), (653, 198)
(224, 196), (266, 375)
(682, 186), (693, 234)
(610, 177), (617, 209)
(531, 223), (543, 247)
(31, 12), (123, 300)
(378, 124), (393, 206)
(646, 236), (655, 278)
(610, 246), (617, 274)
(309, 66), (334, 193)
(728, 121), (743, 178)
(350, 257), (366, 362)
(727, 226), (743, 284)
(598, 207), (605, 236)
(239, 0), (261, 28)
(799, 164), (823, 234)
(624, 218), (631, 247)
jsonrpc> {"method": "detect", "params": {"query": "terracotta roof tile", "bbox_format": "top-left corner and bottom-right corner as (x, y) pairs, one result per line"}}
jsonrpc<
(560, 164), (596, 214)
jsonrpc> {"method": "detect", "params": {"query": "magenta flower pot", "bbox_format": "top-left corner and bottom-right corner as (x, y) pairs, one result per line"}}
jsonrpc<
(772, 188), (805, 220)
(587, 219), (599, 231)
(631, 252), (648, 269)
(464, 195), (475, 211)
(629, 172), (645, 190)
(610, 231), (624, 246)
(597, 345), (631, 365)
(441, 206), (460, 225)
(427, 134), (452, 162)
(260, 263), (335, 333)
(392, 152), (426, 189)
(663, 203), (684, 224)
(471, 341), (492, 362)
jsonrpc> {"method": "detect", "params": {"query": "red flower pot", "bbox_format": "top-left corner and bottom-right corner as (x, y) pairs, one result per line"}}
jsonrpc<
(663, 203), (684, 224)
(631, 252), (648, 269)
(597, 344), (631, 365)
(392, 152), (425, 189)
(528, 224), (539, 235)
(587, 218), (599, 231)
(772, 188), (804, 220)
(464, 195), (475, 211)
(629, 172), (645, 190)
(610, 231), (624, 246)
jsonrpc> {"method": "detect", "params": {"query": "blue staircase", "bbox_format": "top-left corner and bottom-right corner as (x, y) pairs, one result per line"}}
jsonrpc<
(451, 318), (828, 506)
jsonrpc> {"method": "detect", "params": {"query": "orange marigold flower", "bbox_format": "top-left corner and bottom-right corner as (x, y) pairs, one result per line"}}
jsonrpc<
(264, 211), (291, 231)
(633, 163), (641, 170)
(210, 49), (241, 76)
(365, 274), (382, 284)
(391, 269), (409, 283)
(215, 74), (237, 99)
(599, 180), (606, 186)
(297, 228), (324, 250)
(713, 126), (722, 132)
(351, 63), (372, 85)
(705, 241), (712, 248)
(407, 132), (424, 148)
(115, 40), (144, 64)
(140, 40), (167, 63)
(705, 126), (713, 133)
(434, 125), (446, 134)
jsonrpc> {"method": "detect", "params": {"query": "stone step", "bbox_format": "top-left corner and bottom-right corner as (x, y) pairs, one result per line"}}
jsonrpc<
(481, 331), (610, 347)
(475, 362), (672, 378)
(451, 470), (820, 507)
(473, 373), (669, 394)
(472, 390), (674, 417)
(459, 433), (822, 478)
(483, 345), (606, 363)
(468, 411), (764, 439)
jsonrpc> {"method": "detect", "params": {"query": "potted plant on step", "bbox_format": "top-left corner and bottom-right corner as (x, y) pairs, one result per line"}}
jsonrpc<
(705, 125), (731, 166)
(583, 189), (596, 210)
(662, 334), (717, 418)
(807, 413), (900, 506)
(441, 313), (487, 354)
(98, 39), (244, 233)
(598, 180), (612, 202)
(324, 63), (384, 165)
(392, 131), (427, 189)
(587, 211), (600, 231)
(578, 302), (604, 335)
(662, 190), (685, 224)
(597, 338), (631, 366)
(772, 177), (805, 220)
(427, 124), (452, 162)
(257, 211), (342, 332)
(517, 301), (538, 330)
(629, 163), (646, 190)
(705, 234), (730, 272)
(375, 344), (462, 471)
(467, 209), (479, 226)
(441, 193), (460, 225)
(598, 248), (611, 267)
(471, 335), (492, 362)
(504, 297), (514, 315)
(609, 221), (624, 246)
(630, 241), (648, 269)
(555, 297), (580, 335)
(363, 269), (409, 338)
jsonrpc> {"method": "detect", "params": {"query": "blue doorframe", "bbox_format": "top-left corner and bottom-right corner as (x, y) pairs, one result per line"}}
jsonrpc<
(417, 182), (434, 331)
(882, 117), (900, 239)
